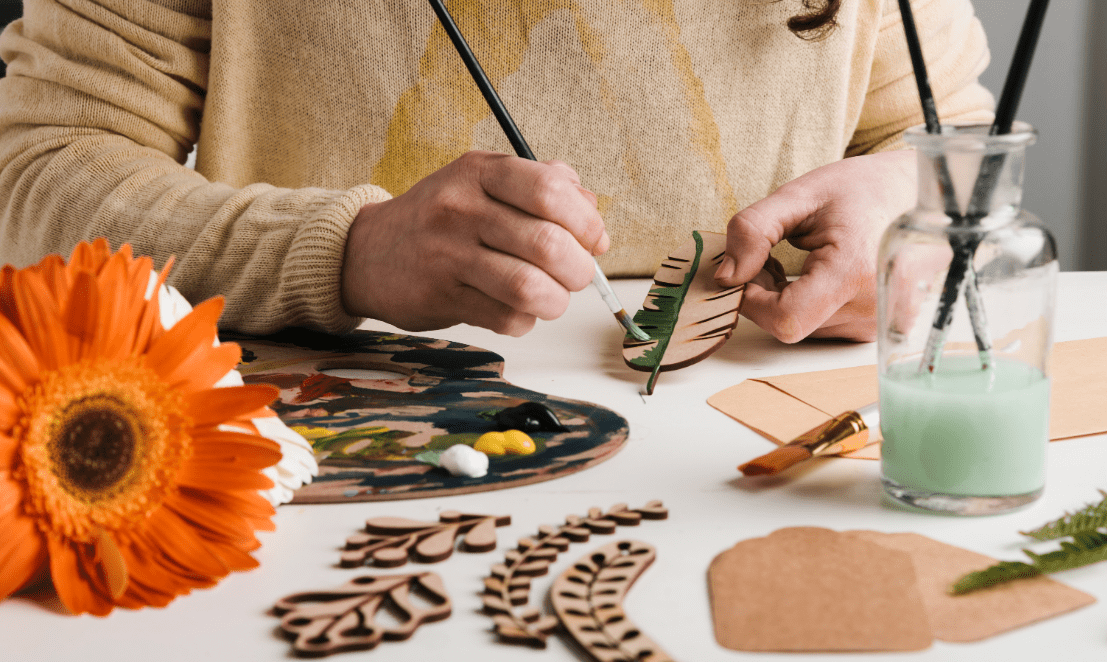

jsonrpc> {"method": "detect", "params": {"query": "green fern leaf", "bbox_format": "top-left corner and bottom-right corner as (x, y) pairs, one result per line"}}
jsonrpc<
(950, 494), (1107, 595)
(950, 560), (1040, 595)
(1020, 492), (1106, 541)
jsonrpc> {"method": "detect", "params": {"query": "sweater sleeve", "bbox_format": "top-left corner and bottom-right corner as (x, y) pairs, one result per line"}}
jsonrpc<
(0, 0), (391, 335)
(848, 0), (996, 156)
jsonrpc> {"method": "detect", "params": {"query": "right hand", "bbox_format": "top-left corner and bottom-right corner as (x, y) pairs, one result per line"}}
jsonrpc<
(341, 151), (608, 336)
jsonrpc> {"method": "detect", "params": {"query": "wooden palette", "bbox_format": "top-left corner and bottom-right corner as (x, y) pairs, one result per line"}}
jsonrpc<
(224, 329), (628, 503)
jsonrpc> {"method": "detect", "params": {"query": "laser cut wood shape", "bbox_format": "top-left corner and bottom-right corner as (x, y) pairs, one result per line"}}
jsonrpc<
(622, 231), (744, 394)
(551, 540), (676, 662)
(482, 501), (668, 648)
(341, 511), (511, 568)
(273, 573), (451, 657)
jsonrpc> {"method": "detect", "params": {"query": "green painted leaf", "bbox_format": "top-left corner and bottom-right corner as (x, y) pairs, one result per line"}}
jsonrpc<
(622, 231), (744, 394)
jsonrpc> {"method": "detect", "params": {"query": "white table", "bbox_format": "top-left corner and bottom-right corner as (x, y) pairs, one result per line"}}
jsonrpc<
(3, 272), (1104, 661)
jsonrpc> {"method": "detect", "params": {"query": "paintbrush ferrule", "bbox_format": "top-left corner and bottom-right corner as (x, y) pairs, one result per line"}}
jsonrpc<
(738, 405), (875, 476)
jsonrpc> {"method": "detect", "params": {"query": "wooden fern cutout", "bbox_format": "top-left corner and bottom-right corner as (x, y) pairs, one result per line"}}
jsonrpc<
(951, 493), (1107, 595)
(551, 540), (676, 662)
(273, 573), (452, 657)
(482, 501), (669, 647)
(341, 511), (511, 568)
(622, 231), (744, 394)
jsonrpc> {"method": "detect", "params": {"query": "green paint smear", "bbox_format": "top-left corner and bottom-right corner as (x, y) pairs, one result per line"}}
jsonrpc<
(626, 231), (704, 393)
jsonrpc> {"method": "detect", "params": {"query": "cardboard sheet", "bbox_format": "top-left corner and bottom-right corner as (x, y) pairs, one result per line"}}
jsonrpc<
(708, 527), (1096, 653)
(846, 531), (1097, 642)
(708, 527), (933, 652)
(708, 337), (1106, 460)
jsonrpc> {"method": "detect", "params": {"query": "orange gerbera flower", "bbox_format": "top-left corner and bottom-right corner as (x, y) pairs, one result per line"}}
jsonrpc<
(0, 239), (282, 616)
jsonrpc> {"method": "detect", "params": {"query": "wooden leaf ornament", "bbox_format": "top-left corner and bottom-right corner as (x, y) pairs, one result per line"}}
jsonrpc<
(341, 511), (510, 568)
(273, 573), (452, 657)
(482, 501), (669, 647)
(551, 540), (676, 662)
(622, 231), (744, 394)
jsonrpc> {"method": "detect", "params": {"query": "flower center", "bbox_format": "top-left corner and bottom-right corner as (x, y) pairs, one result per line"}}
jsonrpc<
(16, 359), (192, 542)
(50, 396), (139, 498)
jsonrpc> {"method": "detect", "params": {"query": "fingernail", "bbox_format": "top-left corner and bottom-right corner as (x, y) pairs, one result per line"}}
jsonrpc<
(594, 229), (610, 256)
(715, 256), (736, 280)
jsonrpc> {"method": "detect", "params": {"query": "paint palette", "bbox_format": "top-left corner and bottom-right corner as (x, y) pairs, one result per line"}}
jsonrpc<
(223, 329), (629, 503)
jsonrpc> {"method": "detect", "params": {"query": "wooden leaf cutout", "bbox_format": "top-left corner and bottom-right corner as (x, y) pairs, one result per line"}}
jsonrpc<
(483, 501), (669, 648)
(341, 512), (510, 568)
(623, 231), (744, 394)
(273, 573), (452, 657)
(551, 540), (676, 662)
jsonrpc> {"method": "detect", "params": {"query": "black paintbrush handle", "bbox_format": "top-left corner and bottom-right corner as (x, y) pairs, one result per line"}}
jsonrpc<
(426, 0), (536, 161)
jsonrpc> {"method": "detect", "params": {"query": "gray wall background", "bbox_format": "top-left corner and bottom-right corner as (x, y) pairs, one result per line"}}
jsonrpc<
(973, 0), (1106, 271)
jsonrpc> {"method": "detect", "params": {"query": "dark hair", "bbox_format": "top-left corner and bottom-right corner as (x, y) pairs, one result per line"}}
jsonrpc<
(786, 0), (842, 41)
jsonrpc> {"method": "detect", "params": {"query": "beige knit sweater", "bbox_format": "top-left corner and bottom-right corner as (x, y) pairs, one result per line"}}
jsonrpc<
(0, 0), (993, 334)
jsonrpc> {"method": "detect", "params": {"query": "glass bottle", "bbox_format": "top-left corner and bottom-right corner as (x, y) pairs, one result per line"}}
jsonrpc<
(876, 122), (1057, 515)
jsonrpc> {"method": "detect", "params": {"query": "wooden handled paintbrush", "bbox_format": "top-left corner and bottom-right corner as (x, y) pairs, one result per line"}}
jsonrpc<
(738, 403), (878, 476)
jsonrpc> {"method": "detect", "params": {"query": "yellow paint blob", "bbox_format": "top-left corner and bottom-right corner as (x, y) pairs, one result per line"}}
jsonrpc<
(474, 430), (536, 456)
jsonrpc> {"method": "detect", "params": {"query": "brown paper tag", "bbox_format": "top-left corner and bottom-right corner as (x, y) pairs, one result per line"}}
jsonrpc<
(844, 531), (1096, 642)
(708, 527), (933, 652)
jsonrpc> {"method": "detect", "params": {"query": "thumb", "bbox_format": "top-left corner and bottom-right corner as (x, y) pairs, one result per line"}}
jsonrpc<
(715, 186), (823, 286)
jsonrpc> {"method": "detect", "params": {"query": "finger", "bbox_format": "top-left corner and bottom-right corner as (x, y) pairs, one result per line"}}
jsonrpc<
(717, 185), (824, 287)
(740, 256), (857, 343)
(477, 210), (595, 293)
(460, 246), (572, 322)
(442, 285), (538, 337)
(476, 154), (608, 256)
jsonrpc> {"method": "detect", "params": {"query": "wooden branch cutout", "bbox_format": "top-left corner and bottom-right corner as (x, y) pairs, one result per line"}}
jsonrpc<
(341, 511), (511, 568)
(551, 540), (676, 662)
(622, 231), (745, 394)
(482, 501), (669, 647)
(273, 573), (452, 657)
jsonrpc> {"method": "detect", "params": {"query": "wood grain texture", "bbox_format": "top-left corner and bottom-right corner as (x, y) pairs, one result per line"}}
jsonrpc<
(341, 511), (511, 568)
(273, 573), (451, 657)
(551, 540), (676, 662)
(622, 231), (744, 394)
(482, 502), (669, 647)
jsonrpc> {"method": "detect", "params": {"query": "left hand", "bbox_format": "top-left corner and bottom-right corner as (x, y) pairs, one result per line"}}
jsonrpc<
(714, 150), (917, 342)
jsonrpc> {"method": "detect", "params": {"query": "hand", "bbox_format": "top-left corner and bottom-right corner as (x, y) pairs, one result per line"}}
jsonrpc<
(341, 151), (608, 336)
(714, 150), (917, 342)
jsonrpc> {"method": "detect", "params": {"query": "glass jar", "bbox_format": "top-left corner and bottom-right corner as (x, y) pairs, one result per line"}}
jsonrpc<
(876, 122), (1057, 516)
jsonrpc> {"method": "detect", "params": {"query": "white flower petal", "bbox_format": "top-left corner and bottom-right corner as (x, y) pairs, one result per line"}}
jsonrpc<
(146, 272), (318, 506)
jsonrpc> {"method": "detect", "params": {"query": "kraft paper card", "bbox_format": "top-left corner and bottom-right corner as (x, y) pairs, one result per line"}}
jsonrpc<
(708, 527), (1096, 653)
(708, 337), (1106, 461)
(845, 531), (1097, 642)
(708, 527), (932, 652)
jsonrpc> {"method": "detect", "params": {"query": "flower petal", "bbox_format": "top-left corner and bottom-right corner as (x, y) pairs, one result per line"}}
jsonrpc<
(164, 342), (243, 394)
(141, 507), (231, 579)
(47, 534), (114, 616)
(0, 312), (40, 394)
(92, 527), (128, 599)
(145, 297), (223, 380)
(10, 271), (69, 371)
(184, 384), (281, 429)
(0, 487), (47, 601)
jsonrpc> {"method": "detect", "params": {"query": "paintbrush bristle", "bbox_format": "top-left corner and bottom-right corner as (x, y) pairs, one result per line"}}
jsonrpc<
(738, 445), (813, 476)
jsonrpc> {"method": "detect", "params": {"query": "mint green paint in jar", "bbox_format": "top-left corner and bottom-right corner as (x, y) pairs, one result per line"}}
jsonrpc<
(876, 123), (1057, 516)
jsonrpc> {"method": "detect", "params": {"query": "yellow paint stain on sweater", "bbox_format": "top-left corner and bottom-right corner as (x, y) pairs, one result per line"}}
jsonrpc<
(640, 0), (738, 218)
(372, 1), (595, 196)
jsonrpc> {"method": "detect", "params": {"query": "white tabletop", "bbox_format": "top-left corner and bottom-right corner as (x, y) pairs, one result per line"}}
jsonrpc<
(3, 272), (1105, 662)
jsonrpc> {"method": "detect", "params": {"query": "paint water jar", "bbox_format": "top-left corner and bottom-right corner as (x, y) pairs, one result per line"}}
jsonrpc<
(876, 122), (1057, 515)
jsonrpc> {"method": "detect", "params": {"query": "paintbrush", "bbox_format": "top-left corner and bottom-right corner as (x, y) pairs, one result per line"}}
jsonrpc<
(897, 0), (993, 372)
(911, 0), (1050, 372)
(738, 402), (879, 476)
(426, 0), (650, 342)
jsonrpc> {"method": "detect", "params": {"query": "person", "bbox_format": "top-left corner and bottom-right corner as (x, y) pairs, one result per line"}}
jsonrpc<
(0, 0), (994, 342)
